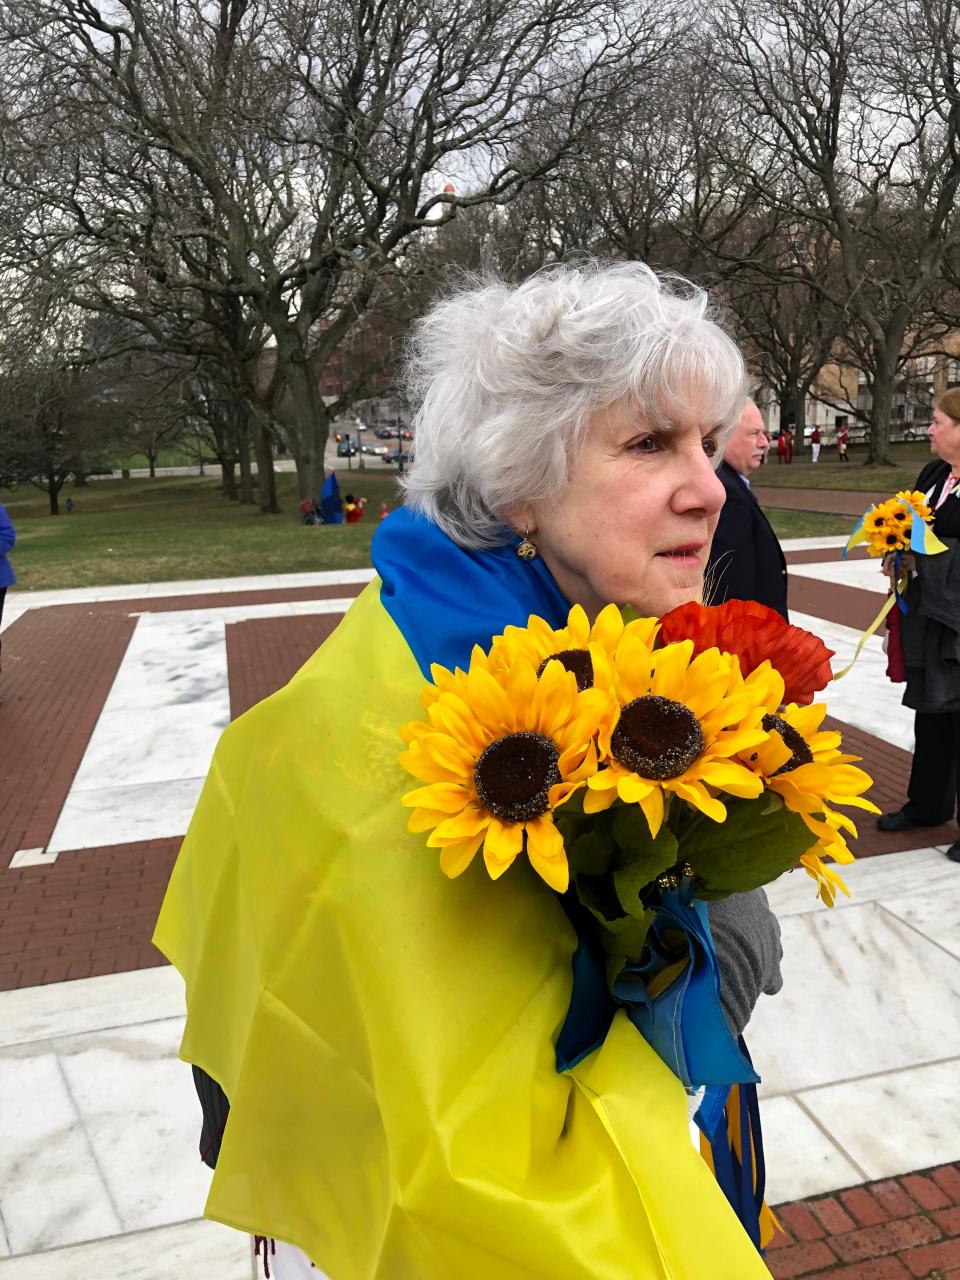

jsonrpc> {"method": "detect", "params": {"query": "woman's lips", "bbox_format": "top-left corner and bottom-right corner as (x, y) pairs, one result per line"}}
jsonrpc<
(657, 543), (705, 563)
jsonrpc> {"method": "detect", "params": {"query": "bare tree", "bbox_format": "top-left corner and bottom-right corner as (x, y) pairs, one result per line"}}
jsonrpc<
(708, 0), (960, 464)
(0, 295), (129, 513)
(0, 0), (672, 502)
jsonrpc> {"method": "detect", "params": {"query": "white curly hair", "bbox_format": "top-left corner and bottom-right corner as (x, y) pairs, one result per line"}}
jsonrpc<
(401, 260), (746, 548)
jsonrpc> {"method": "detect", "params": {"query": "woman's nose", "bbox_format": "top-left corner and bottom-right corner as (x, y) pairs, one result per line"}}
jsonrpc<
(676, 449), (725, 514)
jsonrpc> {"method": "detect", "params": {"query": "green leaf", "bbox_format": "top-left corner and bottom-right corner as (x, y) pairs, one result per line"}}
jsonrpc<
(574, 871), (627, 926)
(682, 793), (816, 895)
(567, 826), (616, 877)
(608, 807), (679, 916)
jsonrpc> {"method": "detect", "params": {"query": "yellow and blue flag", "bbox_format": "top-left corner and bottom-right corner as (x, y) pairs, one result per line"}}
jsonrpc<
(153, 509), (773, 1279)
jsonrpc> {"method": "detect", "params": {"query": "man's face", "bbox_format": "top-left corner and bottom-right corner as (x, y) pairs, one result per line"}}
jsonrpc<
(722, 402), (769, 475)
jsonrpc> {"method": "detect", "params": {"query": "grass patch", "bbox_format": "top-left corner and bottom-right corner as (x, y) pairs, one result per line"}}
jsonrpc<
(764, 509), (853, 539)
(3, 470), (404, 591)
(757, 440), (933, 491)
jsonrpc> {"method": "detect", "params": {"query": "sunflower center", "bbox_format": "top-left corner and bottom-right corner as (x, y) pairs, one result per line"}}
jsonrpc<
(762, 714), (814, 775)
(536, 647), (594, 691)
(611, 696), (704, 781)
(474, 732), (561, 823)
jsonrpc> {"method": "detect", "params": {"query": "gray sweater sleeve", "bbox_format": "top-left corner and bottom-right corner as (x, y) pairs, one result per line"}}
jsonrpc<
(707, 888), (784, 1035)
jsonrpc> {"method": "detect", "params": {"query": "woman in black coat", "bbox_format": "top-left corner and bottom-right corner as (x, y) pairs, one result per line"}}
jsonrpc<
(877, 389), (960, 860)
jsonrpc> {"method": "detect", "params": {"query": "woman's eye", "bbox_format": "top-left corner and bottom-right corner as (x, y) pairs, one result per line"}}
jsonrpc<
(630, 436), (663, 454)
(702, 437), (720, 458)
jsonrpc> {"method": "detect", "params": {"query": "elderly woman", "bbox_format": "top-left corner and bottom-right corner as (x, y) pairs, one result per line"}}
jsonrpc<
(877, 388), (960, 863)
(155, 263), (780, 1280)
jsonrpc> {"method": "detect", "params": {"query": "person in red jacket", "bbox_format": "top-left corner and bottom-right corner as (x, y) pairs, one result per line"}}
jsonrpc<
(344, 494), (367, 524)
(836, 425), (850, 462)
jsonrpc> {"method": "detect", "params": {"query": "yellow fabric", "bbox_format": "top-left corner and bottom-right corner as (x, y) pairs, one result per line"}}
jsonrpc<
(154, 581), (771, 1279)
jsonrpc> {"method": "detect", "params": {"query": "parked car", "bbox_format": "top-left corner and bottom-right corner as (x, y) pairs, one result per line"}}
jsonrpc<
(385, 448), (414, 465)
(336, 439), (359, 457)
(375, 426), (398, 439)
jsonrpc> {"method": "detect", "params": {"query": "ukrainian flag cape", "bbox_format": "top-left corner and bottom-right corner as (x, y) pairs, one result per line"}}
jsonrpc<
(154, 509), (771, 1279)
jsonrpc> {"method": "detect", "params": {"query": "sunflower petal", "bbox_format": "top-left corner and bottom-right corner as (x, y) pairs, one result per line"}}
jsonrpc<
(439, 834), (484, 877)
(525, 816), (569, 892)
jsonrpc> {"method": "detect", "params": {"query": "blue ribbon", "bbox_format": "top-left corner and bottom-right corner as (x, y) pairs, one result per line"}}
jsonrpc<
(556, 885), (758, 1090)
(695, 1043), (767, 1254)
(893, 548), (908, 614)
(611, 888), (759, 1089)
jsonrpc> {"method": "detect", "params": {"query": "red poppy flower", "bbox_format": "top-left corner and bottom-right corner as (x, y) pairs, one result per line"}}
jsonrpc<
(658, 600), (834, 705)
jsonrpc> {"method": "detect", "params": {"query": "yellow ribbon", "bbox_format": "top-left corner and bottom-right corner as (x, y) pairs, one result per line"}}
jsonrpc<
(832, 577), (905, 680)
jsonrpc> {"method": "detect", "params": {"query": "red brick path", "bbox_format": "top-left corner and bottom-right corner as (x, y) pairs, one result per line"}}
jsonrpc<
(0, 839), (178, 990)
(769, 1163), (960, 1278)
(757, 487), (892, 517)
(824, 717), (956, 856)
(0, 604), (136, 861)
(227, 614), (345, 719)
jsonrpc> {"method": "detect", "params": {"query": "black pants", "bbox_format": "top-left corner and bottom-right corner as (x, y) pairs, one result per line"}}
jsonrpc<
(906, 710), (960, 827)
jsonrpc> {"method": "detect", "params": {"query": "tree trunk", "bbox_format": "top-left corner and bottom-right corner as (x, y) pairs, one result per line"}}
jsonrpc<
(277, 341), (328, 500)
(48, 472), (60, 515)
(867, 347), (901, 466)
(220, 458), (238, 499)
(793, 397), (806, 453)
(146, 445), (157, 479)
(253, 419), (280, 513)
(73, 469), (89, 487)
(237, 409), (254, 504)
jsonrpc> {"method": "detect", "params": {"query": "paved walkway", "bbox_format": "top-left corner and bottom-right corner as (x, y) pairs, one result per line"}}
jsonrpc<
(755, 485), (892, 516)
(0, 542), (958, 1278)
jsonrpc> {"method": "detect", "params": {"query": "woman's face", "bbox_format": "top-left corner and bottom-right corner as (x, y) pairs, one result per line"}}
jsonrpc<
(512, 396), (727, 619)
(929, 408), (960, 466)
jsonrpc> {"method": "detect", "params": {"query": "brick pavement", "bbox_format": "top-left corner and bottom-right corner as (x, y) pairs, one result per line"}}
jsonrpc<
(0, 604), (137, 862)
(822, 717), (956, 856)
(768, 1163), (960, 1278)
(227, 614), (344, 719)
(0, 838), (178, 990)
(756, 487), (892, 516)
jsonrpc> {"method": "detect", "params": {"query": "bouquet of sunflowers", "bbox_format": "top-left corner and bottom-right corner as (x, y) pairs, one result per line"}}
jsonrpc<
(846, 490), (947, 563)
(399, 599), (875, 1091)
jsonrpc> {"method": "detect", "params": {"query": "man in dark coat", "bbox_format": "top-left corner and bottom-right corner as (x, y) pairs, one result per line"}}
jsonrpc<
(708, 401), (789, 620)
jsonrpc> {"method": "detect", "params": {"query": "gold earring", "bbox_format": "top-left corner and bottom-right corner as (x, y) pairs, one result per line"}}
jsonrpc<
(516, 529), (538, 561)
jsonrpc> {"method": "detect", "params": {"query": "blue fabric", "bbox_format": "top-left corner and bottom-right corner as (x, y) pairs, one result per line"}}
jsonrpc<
(320, 472), (344, 524)
(371, 506), (570, 677)
(0, 503), (16, 588)
(610, 890), (759, 1089)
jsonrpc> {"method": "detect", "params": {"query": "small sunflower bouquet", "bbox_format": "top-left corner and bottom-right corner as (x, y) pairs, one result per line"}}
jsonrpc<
(399, 599), (876, 1087)
(846, 490), (946, 563)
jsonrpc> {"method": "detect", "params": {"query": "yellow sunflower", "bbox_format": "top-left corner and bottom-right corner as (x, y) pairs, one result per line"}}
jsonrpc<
(489, 602), (657, 695)
(740, 701), (878, 903)
(584, 632), (784, 837)
(400, 645), (607, 892)
(897, 490), (933, 523)
(863, 499), (904, 556)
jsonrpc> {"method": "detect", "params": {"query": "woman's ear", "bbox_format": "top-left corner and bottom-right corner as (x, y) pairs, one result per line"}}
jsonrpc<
(502, 502), (536, 537)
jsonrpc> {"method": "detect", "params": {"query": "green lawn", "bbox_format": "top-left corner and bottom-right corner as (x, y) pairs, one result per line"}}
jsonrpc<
(765, 509), (852, 538)
(757, 440), (933, 491)
(3, 470), (404, 591)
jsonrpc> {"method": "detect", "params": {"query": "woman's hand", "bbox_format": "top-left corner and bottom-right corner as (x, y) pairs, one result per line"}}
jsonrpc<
(882, 551), (915, 590)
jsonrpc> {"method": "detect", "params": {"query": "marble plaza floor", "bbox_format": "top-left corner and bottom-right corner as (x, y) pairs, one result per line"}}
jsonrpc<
(0, 542), (958, 1277)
